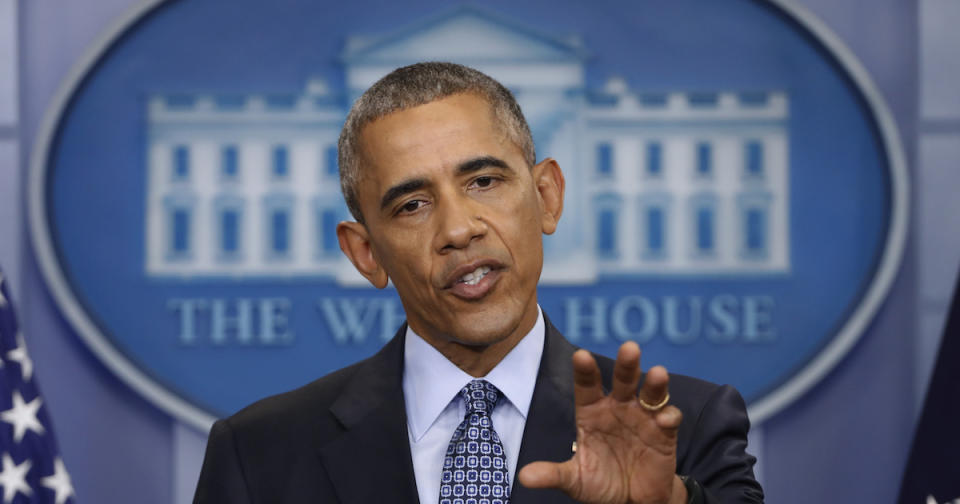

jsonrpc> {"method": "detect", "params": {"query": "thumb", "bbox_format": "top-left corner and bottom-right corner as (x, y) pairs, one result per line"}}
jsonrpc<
(517, 460), (577, 492)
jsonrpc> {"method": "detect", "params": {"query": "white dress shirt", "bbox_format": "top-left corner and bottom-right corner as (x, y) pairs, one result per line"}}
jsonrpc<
(402, 306), (545, 504)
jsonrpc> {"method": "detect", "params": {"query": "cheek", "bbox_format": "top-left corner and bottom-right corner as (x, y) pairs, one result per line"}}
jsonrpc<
(498, 187), (544, 264)
(375, 233), (434, 281)
(512, 185), (544, 234)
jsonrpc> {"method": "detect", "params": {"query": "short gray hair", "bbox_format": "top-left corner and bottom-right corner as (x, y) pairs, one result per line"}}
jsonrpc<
(337, 62), (536, 223)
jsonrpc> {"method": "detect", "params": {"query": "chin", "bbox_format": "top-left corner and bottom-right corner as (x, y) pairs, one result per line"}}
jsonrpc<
(447, 312), (524, 348)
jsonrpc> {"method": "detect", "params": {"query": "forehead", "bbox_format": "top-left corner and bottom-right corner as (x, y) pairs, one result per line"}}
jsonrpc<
(365, 93), (499, 150)
(357, 93), (510, 178)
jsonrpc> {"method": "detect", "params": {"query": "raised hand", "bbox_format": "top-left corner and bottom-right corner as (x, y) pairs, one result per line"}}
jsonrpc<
(517, 342), (687, 504)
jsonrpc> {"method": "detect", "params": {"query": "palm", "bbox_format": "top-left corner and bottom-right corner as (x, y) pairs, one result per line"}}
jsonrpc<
(518, 343), (683, 504)
(566, 393), (678, 503)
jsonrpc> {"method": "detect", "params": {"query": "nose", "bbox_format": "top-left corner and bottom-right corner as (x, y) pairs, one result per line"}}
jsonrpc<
(436, 194), (487, 252)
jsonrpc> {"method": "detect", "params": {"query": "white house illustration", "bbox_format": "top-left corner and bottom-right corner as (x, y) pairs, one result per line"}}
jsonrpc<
(145, 6), (790, 284)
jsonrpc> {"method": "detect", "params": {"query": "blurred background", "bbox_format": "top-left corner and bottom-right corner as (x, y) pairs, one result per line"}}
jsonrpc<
(0, 0), (957, 503)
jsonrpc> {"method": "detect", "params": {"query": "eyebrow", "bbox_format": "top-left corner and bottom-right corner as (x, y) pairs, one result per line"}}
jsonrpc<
(380, 178), (429, 212)
(379, 156), (514, 212)
(456, 155), (512, 176)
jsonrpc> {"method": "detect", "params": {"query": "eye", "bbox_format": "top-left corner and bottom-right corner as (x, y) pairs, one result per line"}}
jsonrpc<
(470, 175), (499, 190)
(397, 199), (427, 215)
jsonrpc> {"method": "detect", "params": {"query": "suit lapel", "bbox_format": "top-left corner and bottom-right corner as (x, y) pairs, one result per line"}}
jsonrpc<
(316, 328), (421, 504)
(314, 317), (586, 503)
(511, 316), (581, 504)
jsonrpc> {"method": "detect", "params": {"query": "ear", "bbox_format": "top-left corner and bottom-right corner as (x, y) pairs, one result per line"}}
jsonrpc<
(532, 158), (565, 235)
(337, 221), (390, 289)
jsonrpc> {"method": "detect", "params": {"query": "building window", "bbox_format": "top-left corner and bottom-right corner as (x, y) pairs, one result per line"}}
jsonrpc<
(173, 145), (190, 180)
(596, 143), (613, 177)
(646, 142), (662, 177)
(270, 209), (290, 255)
(597, 208), (617, 257)
(163, 195), (195, 261)
(325, 145), (339, 177)
(221, 145), (238, 179)
(172, 209), (190, 253)
(315, 208), (340, 256)
(736, 193), (771, 260)
(166, 205), (194, 261)
(220, 209), (240, 254)
(646, 207), (665, 255)
(696, 142), (712, 177)
(214, 195), (244, 260)
(746, 140), (764, 177)
(696, 207), (715, 253)
(594, 194), (621, 258)
(264, 194), (294, 260)
(688, 194), (718, 258)
(272, 145), (289, 178)
(638, 195), (671, 259)
(745, 208), (766, 254)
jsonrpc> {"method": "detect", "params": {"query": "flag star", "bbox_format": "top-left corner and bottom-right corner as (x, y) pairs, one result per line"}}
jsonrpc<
(0, 453), (31, 503)
(41, 458), (74, 504)
(0, 391), (44, 443)
(5, 333), (32, 382)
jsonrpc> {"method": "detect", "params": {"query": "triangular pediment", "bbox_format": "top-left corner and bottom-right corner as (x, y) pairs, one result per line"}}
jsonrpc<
(342, 6), (587, 64)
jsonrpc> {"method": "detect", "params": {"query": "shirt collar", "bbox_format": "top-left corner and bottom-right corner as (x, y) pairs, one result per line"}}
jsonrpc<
(402, 306), (545, 442)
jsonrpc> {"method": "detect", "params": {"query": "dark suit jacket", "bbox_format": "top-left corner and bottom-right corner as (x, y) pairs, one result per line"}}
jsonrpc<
(194, 317), (764, 503)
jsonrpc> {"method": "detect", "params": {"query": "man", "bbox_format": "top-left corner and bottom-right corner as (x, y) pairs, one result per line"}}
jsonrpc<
(194, 62), (763, 504)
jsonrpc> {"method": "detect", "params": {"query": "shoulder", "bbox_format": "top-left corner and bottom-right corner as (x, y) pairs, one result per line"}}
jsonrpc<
(220, 327), (406, 441)
(220, 357), (368, 445)
(196, 357), (381, 502)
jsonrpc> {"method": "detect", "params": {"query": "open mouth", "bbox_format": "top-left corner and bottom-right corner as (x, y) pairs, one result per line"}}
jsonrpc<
(443, 260), (503, 300)
(458, 265), (492, 286)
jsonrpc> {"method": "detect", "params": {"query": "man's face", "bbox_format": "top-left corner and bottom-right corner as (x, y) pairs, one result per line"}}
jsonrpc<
(340, 93), (563, 350)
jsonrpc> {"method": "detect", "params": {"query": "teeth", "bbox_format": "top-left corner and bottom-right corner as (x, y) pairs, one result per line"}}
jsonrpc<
(459, 266), (491, 286)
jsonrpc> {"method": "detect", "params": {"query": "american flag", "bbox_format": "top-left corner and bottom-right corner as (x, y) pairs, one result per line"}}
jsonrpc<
(0, 270), (75, 504)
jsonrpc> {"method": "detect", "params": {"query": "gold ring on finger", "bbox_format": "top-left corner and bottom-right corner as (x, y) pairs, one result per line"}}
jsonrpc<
(639, 392), (670, 411)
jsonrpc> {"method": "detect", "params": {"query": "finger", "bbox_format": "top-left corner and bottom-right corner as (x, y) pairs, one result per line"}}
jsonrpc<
(652, 406), (683, 453)
(517, 460), (577, 493)
(610, 341), (641, 402)
(655, 405), (683, 432)
(639, 365), (670, 409)
(572, 349), (604, 406)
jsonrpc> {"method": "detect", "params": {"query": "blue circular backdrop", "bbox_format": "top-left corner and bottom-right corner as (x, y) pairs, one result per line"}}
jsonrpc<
(39, 0), (897, 421)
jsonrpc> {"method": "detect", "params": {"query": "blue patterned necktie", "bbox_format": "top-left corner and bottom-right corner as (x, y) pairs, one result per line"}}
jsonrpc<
(439, 379), (511, 504)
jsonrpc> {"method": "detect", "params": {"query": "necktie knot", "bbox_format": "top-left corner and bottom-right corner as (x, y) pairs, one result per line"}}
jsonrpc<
(459, 379), (502, 416)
